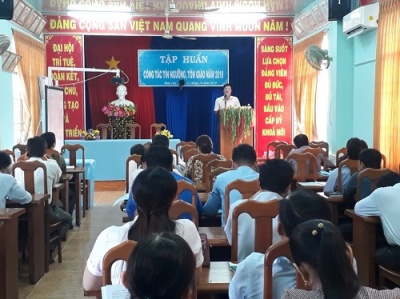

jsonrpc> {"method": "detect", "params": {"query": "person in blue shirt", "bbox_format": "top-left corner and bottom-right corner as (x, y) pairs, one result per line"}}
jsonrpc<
(126, 145), (203, 220)
(203, 144), (259, 226)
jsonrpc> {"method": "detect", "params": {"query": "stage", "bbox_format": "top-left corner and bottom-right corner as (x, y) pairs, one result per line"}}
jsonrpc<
(65, 139), (180, 181)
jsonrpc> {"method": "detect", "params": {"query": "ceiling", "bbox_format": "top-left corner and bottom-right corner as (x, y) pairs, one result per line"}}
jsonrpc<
(27, 0), (319, 17)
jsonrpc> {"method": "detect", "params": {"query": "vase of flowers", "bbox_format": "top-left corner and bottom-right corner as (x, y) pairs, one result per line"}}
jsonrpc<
(81, 129), (100, 140)
(155, 126), (173, 139)
(102, 103), (136, 139)
(220, 105), (254, 144)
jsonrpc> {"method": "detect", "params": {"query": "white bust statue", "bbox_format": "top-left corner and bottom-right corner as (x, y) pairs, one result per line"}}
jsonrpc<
(110, 84), (135, 107)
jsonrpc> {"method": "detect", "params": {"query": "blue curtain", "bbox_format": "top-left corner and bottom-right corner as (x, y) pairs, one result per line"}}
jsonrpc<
(151, 37), (254, 152)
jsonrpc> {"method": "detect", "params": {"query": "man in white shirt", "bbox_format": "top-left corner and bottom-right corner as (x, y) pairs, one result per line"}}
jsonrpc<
(0, 151), (31, 208)
(224, 159), (294, 262)
(354, 171), (400, 271)
(214, 83), (240, 112)
(15, 137), (72, 244)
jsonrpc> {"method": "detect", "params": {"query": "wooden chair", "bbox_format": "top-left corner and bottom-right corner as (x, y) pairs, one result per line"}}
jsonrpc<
(191, 153), (222, 192)
(379, 266), (400, 289)
(12, 143), (27, 156)
(231, 199), (279, 262)
(170, 149), (179, 166)
(355, 168), (392, 201)
(102, 240), (137, 285)
(61, 144), (88, 218)
(185, 148), (199, 163)
(125, 154), (142, 193)
(266, 141), (288, 159)
(126, 123), (141, 139)
(274, 144), (296, 159)
(303, 147), (328, 170)
(96, 123), (113, 139)
(1, 149), (15, 162)
(224, 179), (260, 223)
(150, 123), (166, 136)
(176, 179), (197, 206)
(337, 159), (359, 192)
(264, 239), (309, 299)
(286, 152), (319, 182)
(205, 159), (233, 192)
(176, 141), (196, 159)
(309, 140), (329, 157)
(336, 147), (347, 167)
(169, 200), (199, 228)
(12, 160), (63, 271)
(209, 167), (231, 192)
(381, 153), (387, 168)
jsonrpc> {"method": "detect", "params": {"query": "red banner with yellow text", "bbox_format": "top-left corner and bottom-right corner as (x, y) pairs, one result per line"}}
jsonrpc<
(255, 36), (293, 157)
(44, 15), (293, 36)
(45, 35), (85, 140)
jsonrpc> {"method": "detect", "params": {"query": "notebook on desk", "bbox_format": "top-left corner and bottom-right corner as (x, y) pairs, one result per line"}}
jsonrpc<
(324, 191), (342, 197)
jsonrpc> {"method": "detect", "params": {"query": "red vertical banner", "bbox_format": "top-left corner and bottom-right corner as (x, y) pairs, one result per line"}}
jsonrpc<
(45, 35), (85, 139)
(255, 37), (293, 157)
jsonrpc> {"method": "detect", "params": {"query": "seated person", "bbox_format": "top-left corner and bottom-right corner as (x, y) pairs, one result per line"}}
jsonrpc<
(355, 171), (400, 271)
(184, 134), (225, 184)
(342, 148), (382, 201)
(83, 167), (203, 291)
(337, 138), (368, 166)
(129, 144), (145, 156)
(203, 144), (259, 226)
(289, 134), (310, 155)
(324, 137), (367, 193)
(110, 84), (135, 107)
(282, 220), (400, 299)
(15, 137), (72, 241)
(224, 159), (294, 262)
(123, 232), (195, 299)
(0, 151), (31, 208)
(125, 146), (203, 220)
(229, 189), (331, 299)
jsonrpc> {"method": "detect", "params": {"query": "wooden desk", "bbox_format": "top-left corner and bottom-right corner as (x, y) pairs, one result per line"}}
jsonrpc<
(66, 166), (85, 226)
(59, 173), (73, 213)
(296, 181), (326, 192)
(7, 194), (49, 284)
(0, 208), (26, 299)
(345, 209), (381, 287)
(198, 227), (229, 247)
(317, 192), (345, 225)
(198, 261), (233, 293)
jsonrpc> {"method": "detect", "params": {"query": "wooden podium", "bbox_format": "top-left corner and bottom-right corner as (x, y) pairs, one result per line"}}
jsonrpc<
(219, 110), (254, 160)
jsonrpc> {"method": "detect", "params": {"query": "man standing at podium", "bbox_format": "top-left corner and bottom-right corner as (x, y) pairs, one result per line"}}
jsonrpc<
(214, 83), (241, 112)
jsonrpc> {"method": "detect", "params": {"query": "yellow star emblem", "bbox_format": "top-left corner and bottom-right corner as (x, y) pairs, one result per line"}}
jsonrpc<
(106, 56), (120, 69)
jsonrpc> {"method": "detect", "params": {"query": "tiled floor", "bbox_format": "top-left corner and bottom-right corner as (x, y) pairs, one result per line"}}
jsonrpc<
(18, 186), (125, 299)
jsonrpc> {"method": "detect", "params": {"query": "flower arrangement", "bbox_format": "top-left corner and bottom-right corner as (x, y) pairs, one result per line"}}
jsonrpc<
(156, 127), (174, 139)
(81, 129), (100, 140)
(101, 103), (136, 118)
(220, 105), (254, 144)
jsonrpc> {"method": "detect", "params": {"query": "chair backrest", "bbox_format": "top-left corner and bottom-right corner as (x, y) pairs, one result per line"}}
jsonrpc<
(224, 179), (260, 223)
(309, 141), (329, 157)
(264, 239), (309, 299)
(286, 152), (318, 182)
(209, 167), (231, 191)
(12, 160), (48, 195)
(336, 147), (347, 167)
(176, 179), (197, 206)
(274, 144), (296, 159)
(176, 141), (196, 159)
(337, 159), (359, 192)
(355, 168), (392, 201)
(170, 149), (179, 165)
(381, 153), (387, 168)
(205, 159), (233, 192)
(181, 145), (198, 162)
(96, 123), (113, 139)
(1, 149), (15, 163)
(61, 144), (85, 166)
(13, 144), (27, 156)
(169, 200), (199, 228)
(126, 154), (142, 193)
(185, 148), (199, 163)
(126, 123), (141, 139)
(102, 240), (137, 285)
(266, 141), (288, 159)
(303, 147), (328, 170)
(191, 153), (221, 185)
(231, 199), (279, 261)
(150, 123), (166, 136)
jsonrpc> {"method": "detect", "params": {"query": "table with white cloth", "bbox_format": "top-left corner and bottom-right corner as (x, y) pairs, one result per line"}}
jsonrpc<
(64, 158), (96, 207)
(64, 139), (180, 181)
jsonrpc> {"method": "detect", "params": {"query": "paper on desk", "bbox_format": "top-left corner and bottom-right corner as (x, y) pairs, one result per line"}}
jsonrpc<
(112, 193), (129, 207)
(101, 285), (130, 299)
(229, 262), (238, 272)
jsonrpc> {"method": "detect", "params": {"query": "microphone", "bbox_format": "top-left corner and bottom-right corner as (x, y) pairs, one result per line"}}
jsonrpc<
(224, 94), (227, 108)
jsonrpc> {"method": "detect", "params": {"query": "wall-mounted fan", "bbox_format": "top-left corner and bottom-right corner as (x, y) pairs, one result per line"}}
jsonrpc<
(305, 45), (332, 71)
(0, 35), (11, 56)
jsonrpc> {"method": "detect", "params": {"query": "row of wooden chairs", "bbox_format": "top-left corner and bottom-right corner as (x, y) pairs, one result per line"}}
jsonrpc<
(96, 122), (168, 139)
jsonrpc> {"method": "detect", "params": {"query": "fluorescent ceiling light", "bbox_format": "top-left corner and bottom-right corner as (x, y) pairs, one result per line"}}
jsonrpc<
(205, 13), (267, 22)
(67, 11), (132, 20)
(68, 4), (131, 13)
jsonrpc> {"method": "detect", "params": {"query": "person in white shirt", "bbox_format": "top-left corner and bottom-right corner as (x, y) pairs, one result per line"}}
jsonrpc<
(15, 137), (72, 244)
(214, 83), (240, 112)
(0, 151), (31, 208)
(224, 159), (294, 262)
(354, 171), (400, 271)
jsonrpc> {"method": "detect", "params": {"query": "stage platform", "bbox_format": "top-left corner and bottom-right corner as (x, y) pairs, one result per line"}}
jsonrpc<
(65, 139), (180, 181)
